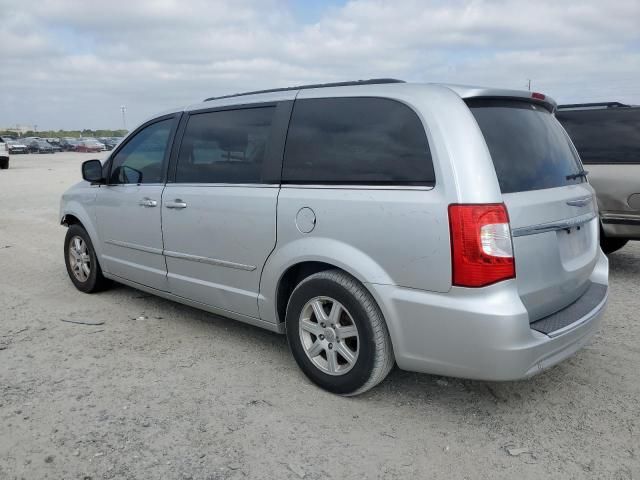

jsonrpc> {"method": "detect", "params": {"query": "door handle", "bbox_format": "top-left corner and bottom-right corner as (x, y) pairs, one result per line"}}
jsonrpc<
(165, 199), (188, 209)
(139, 197), (158, 207)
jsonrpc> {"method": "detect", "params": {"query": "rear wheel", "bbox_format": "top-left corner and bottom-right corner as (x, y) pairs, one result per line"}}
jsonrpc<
(286, 270), (394, 396)
(0, 157), (8, 169)
(601, 235), (628, 255)
(64, 225), (110, 293)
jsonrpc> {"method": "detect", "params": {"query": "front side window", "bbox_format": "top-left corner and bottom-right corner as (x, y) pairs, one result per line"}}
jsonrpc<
(109, 118), (173, 184)
(175, 107), (275, 184)
(282, 97), (435, 185)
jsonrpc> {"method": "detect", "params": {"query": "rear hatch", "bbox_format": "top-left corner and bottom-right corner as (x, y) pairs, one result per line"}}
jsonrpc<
(468, 98), (599, 321)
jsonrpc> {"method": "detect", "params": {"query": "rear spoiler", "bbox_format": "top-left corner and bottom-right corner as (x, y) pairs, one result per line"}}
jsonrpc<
(557, 102), (632, 111)
(442, 84), (557, 113)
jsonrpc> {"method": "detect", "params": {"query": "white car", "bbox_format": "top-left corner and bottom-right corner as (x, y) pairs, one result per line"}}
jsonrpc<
(0, 138), (9, 169)
(7, 140), (28, 154)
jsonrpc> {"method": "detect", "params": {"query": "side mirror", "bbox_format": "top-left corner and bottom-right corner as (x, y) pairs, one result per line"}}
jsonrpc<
(82, 159), (104, 184)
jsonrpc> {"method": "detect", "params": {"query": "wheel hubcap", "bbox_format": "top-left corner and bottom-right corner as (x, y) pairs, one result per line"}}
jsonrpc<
(299, 297), (359, 376)
(68, 236), (90, 282)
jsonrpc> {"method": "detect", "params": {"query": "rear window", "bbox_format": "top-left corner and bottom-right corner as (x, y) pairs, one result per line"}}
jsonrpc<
(556, 108), (640, 165)
(283, 97), (434, 186)
(468, 99), (585, 194)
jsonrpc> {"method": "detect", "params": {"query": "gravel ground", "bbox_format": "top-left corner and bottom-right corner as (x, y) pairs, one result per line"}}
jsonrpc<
(1, 153), (638, 480)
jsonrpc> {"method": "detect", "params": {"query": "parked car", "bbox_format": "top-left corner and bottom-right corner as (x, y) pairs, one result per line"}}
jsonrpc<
(60, 79), (609, 395)
(6, 140), (28, 154)
(47, 141), (63, 153)
(81, 138), (107, 151)
(109, 137), (124, 150)
(98, 137), (120, 151)
(557, 102), (640, 254)
(0, 139), (9, 169)
(26, 139), (55, 153)
(60, 138), (80, 151)
(76, 140), (104, 153)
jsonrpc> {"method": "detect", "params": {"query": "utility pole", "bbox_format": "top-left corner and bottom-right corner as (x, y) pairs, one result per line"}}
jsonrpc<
(527, 79), (531, 91)
(120, 105), (127, 131)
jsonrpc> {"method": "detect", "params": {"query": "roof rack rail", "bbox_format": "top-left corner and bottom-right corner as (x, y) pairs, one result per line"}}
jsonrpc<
(204, 78), (405, 102)
(557, 101), (631, 110)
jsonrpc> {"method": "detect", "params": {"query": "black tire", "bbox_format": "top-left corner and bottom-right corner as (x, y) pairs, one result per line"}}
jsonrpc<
(64, 224), (110, 293)
(0, 157), (8, 169)
(286, 270), (394, 396)
(601, 235), (628, 255)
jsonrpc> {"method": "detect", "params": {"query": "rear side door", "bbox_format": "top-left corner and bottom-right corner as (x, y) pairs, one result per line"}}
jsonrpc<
(468, 99), (601, 321)
(161, 102), (290, 318)
(95, 115), (178, 290)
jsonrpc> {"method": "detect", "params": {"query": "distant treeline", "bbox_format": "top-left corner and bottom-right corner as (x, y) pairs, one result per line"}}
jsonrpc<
(0, 129), (128, 138)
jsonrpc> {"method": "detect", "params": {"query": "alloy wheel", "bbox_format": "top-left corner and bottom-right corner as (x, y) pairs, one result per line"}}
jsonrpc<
(68, 235), (91, 282)
(298, 296), (360, 376)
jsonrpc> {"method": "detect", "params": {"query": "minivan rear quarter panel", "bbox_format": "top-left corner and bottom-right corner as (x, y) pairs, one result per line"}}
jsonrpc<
(259, 85), (507, 325)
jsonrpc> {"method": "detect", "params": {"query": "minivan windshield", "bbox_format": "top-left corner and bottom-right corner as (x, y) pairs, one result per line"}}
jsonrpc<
(468, 99), (585, 194)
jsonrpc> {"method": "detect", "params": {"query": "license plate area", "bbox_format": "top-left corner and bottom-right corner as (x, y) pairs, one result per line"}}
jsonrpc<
(556, 219), (596, 269)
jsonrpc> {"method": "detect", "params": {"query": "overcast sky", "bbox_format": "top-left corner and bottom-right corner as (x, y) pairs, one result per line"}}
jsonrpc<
(1, 0), (639, 131)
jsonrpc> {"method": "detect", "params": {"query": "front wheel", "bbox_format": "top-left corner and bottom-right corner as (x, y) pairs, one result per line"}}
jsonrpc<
(0, 157), (8, 169)
(286, 270), (394, 396)
(64, 225), (110, 293)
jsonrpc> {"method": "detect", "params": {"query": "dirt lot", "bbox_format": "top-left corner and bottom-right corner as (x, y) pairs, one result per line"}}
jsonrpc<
(1, 152), (638, 479)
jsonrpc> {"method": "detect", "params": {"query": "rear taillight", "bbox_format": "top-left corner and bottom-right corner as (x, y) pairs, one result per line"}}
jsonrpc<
(448, 203), (515, 287)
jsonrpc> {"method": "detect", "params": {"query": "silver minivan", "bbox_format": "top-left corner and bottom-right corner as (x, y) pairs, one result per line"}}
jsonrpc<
(61, 79), (609, 395)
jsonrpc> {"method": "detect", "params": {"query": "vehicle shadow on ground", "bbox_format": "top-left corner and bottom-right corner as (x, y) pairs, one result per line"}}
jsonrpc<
(607, 245), (640, 277)
(103, 282), (581, 410)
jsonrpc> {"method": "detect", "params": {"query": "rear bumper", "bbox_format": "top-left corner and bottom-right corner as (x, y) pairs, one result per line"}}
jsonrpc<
(368, 250), (609, 381)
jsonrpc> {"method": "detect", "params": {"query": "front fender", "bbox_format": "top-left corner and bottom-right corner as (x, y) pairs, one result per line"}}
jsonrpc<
(258, 237), (394, 324)
(60, 184), (101, 259)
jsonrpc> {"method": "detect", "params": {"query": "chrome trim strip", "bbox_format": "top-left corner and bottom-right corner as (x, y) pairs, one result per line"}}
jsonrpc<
(165, 183), (279, 188)
(105, 240), (163, 255)
(601, 213), (640, 225)
(104, 183), (165, 187)
(105, 240), (256, 271)
(163, 250), (256, 271)
(512, 212), (597, 237)
(281, 184), (435, 191)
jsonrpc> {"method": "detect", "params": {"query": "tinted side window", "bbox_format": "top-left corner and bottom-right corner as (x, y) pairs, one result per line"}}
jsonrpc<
(175, 107), (275, 184)
(109, 119), (173, 184)
(556, 108), (640, 165)
(282, 97), (434, 185)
